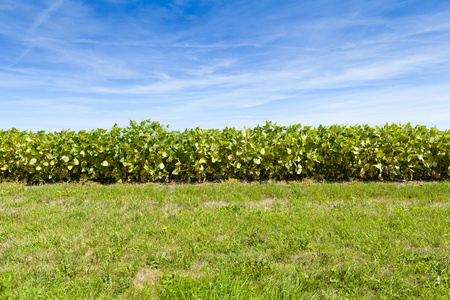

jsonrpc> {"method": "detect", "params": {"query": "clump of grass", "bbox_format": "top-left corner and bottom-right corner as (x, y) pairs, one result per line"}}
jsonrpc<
(0, 181), (449, 298)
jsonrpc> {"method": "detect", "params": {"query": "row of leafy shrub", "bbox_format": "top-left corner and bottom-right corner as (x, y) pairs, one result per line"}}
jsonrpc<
(0, 120), (449, 183)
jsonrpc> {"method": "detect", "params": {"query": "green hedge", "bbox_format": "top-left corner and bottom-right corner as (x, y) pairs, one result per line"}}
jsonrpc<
(1, 120), (449, 183)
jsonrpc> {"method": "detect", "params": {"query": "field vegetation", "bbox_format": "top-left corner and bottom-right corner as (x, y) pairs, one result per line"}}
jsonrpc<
(1, 121), (449, 184)
(0, 181), (449, 299)
(1, 121), (449, 298)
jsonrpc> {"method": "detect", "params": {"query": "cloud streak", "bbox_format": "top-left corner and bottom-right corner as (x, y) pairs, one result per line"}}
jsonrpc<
(27, 0), (65, 34)
(15, 0), (66, 63)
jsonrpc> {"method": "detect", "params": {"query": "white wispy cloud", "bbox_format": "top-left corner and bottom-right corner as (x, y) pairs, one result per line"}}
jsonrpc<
(27, 0), (65, 34)
(16, 0), (66, 63)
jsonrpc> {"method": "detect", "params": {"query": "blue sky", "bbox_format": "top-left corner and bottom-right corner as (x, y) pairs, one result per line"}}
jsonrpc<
(1, 0), (450, 131)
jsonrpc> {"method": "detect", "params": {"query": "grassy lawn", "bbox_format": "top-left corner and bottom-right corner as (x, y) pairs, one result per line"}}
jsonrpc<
(0, 180), (449, 299)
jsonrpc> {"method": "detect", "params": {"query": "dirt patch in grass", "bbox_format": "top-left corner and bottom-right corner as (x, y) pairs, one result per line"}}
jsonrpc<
(46, 199), (65, 207)
(2, 198), (28, 204)
(214, 234), (229, 241)
(163, 202), (183, 216)
(406, 245), (448, 255)
(134, 268), (160, 290)
(245, 198), (287, 210)
(179, 260), (207, 278)
(0, 207), (20, 215)
(430, 202), (450, 208)
(308, 198), (415, 212)
(205, 198), (287, 210)
(205, 201), (229, 208)
(84, 249), (94, 259)
(292, 250), (318, 265)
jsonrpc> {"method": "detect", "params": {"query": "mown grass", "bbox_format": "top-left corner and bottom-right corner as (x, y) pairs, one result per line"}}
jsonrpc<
(0, 180), (449, 299)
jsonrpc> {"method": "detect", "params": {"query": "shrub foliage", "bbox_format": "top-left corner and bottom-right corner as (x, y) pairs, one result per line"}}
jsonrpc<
(1, 120), (449, 183)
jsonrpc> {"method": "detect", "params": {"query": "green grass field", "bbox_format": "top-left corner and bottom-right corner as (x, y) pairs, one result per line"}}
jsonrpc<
(1, 181), (449, 299)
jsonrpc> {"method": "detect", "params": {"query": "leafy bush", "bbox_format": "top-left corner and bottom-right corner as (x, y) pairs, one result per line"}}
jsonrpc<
(1, 120), (449, 183)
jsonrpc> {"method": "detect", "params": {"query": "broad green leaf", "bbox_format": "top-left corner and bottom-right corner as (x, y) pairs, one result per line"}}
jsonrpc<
(29, 158), (37, 165)
(159, 163), (165, 170)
